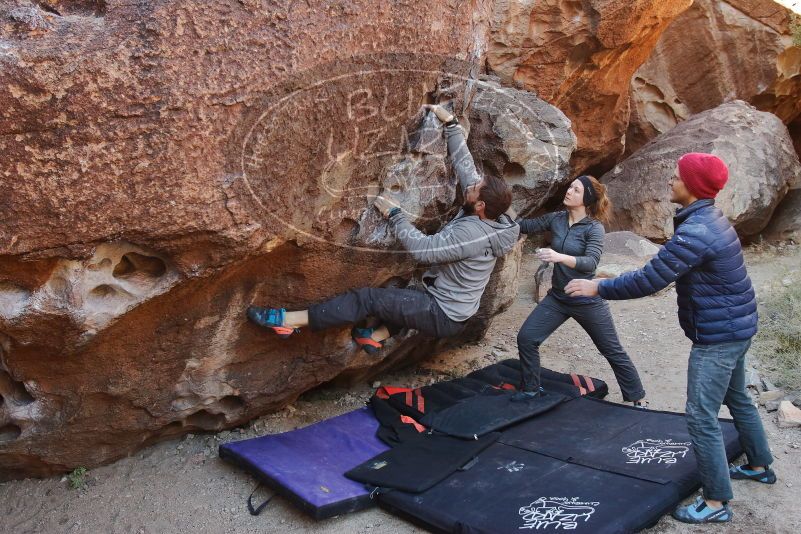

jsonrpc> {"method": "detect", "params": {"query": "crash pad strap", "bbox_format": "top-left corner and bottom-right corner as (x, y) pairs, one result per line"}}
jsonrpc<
(570, 373), (588, 395)
(414, 388), (425, 413)
(400, 415), (426, 433)
(247, 483), (275, 516)
(584, 375), (596, 393)
(376, 386), (425, 413)
(375, 386), (413, 400)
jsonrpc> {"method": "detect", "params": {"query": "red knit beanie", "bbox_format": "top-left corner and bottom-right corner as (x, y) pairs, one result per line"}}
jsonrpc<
(677, 153), (729, 199)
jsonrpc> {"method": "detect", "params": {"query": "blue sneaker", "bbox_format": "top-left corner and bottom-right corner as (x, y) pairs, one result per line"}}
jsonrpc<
(246, 306), (299, 338)
(510, 388), (545, 402)
(672, 496), (732, 524)
(730, 464), (777, 484)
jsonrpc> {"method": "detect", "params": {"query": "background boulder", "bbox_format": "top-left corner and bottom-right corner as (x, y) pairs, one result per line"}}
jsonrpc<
(487, 0), (692, 174)
(603, 101), (801, 242)
(595, 231), (661, 279)
(627, 0), (801, 156)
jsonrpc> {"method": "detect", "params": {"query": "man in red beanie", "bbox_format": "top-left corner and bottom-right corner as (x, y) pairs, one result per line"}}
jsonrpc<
(566, 153), (774, 525)
(677, 152), (730, 199)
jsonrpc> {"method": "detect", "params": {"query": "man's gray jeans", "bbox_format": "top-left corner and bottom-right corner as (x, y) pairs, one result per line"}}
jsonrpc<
(308, 287), (466, 339)
(686, 338), (773, 501)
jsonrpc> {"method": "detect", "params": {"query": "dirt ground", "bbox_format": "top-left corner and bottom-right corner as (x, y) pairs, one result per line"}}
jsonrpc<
(2, 244), (800, 534)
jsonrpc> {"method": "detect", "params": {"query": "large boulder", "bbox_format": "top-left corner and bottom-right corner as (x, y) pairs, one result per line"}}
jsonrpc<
(627, 0), (801, 155)
(0, 1), (575, 479)
(487, 0), (692, 173)
(602, 101), (801, 242)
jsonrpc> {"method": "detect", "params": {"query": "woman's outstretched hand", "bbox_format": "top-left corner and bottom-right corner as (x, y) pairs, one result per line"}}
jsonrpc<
(422, 104), (454, 123)
(565, 279), (600, 297)
(535, 247), (565, 264)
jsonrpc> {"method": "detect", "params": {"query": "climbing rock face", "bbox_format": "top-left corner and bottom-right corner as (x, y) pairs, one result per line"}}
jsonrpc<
(627, 0), (801, 155)
(464, 76), (576, 217)
(487, 0), (692, 173)
(603, 101), (801, 242)
(0, 1), (575, 479)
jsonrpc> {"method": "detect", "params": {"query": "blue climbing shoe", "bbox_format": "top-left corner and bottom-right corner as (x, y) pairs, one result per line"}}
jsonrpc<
(730, 464), (777, 484)
(672, 496), (732, 524)
(351, 327), (384, 355)
(246, 306), (299, 338)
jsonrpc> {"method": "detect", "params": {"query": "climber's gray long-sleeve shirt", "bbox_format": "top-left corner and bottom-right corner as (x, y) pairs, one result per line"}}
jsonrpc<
(387, 123), (520, 322)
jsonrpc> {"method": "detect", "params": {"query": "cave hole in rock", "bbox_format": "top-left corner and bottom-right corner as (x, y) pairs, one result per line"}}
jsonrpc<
(0, 282), (32, 318)
(480, 159), (501, 179)
(88, 257), (113, 271)
(35, 1), (107, 17)
(503, 161), (527, 186)
(157, 421), (183, 437)
(0, 424), (21, 443)
(185, 409), (227, 430)
(0, 370), (35, 406)
(139, 421), (184, 448)
(217, 395), (246, 412)
(89, 284), (131, 302)
(112, 252), (167, 282)
(33, 1), (61, 15)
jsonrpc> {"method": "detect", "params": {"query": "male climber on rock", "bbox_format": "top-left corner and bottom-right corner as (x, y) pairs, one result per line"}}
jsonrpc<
(247, 104), (519, 355)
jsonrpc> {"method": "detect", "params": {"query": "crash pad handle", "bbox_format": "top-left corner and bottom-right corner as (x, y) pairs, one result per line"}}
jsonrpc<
(247, 483), (274, 516)
(459, 456), (479, 471)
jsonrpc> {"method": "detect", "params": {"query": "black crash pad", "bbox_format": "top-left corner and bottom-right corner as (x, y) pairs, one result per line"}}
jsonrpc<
(377, 397), (744, 533)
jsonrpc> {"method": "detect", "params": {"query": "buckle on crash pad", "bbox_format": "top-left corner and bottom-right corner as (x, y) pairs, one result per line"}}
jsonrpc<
(370, 486), (393, 499)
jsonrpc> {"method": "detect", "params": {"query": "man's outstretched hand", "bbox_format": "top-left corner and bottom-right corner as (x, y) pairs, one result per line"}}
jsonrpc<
(423, 104), (454, 123)
(565, 278), (600, 297)
(373, 194), (402, 218)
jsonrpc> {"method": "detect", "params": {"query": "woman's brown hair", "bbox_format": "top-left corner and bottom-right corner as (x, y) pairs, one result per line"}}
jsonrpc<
(584, 175), (612, 226)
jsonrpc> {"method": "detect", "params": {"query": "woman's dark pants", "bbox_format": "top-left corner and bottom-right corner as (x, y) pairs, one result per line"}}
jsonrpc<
(516, 293), (646, 402)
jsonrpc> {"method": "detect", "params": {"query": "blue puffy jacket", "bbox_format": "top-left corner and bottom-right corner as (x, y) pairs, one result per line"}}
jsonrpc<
(598, 199), (757, 344)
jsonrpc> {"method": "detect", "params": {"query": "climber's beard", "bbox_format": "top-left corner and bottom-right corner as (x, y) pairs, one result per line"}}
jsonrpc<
(463, 199), (477, 215)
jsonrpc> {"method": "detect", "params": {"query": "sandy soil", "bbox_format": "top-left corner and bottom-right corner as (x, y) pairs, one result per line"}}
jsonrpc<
(2, 244), (800, 534)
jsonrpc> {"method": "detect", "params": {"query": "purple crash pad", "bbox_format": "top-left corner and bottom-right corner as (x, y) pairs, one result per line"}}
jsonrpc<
(219, 406), (389, 519)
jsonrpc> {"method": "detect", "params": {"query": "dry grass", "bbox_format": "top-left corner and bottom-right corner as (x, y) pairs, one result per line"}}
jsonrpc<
(753, 272), (801, 392)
